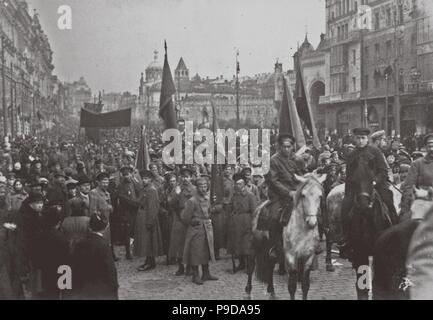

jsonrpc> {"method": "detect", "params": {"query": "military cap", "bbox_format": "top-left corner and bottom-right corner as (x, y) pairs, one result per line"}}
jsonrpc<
(89, 213), (108, 232)
(180, 166), (194, 176)
(38, 178), (49, 186)
(139, 170), (153, 179)
(65, 180), (78, 189)
(7, 172), (16, 179)
(277, 133), (296, 145)
(95, 172), (110, 181)
(241, 167), (252, 176)
(371, 130), (386, 141)
(164, 172), (177, 182)
(77, 175), (91, 185)
(424, 133), (433, 145)
(352, 128), (371, 136)
(94, 159), (103, 165)
(412, 151), (424, 160)
(64, 167), (74, 177)
(54, 171), (67, 178)
(28, 193), (44, 204)
(199, 174), (211, 181)
(233, 173), (246, 183)
(120, 166), (133, 174)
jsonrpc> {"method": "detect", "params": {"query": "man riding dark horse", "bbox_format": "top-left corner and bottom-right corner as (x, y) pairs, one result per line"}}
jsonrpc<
(340, 128), (399, 260)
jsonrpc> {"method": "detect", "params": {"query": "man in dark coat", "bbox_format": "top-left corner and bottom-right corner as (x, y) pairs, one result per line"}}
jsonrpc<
(169, 167), (196, 276)
(36, 207), (70, 300)
(340, 128), (398, 258)
(134, 170), (162, 271)
(229, 173), (257, 272)
(15, 193), (46, 299)
(71, 213), (119, 300)
(117, 166), (140, 260)
(46, 171), (68, 208)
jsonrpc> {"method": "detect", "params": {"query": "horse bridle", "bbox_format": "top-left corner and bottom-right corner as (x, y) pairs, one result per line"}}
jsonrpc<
(300, 181), (323, 220)
(356, 191), (374, 209)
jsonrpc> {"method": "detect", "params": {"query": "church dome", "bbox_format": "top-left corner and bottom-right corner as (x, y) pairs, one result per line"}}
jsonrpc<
(146, 50), (163, 71)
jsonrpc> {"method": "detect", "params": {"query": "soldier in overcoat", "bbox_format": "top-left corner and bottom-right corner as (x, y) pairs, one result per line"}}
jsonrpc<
(134, 170), (163, 271)
(182, 177), (218, 285)
(168, 167), (196, 276)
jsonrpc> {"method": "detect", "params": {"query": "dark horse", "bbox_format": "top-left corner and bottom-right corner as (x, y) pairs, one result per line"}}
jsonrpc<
(348, 160), (396, 299)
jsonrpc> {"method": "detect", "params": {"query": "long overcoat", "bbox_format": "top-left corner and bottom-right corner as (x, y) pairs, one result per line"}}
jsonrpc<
(182, 194), (215, 266)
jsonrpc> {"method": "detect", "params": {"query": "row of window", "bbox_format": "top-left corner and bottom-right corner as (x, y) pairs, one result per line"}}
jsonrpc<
(364, 39), (407, 63)
(373, 5), (404, 30)
(417, 16), (433, 44)
(330, 0), (360, 21)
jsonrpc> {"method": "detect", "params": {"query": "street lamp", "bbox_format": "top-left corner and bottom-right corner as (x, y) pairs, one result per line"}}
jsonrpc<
(384, 65), (393, 136)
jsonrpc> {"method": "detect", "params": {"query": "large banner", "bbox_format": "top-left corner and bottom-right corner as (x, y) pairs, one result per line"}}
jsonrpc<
(80, 108), (132, 128)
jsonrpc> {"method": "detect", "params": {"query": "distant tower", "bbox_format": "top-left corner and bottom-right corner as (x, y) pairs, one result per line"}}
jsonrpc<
(274, 59), (284, 103)
(175, 57), (189, 98)
(139, 72), (144, 97)
(175, 57), (189, 81)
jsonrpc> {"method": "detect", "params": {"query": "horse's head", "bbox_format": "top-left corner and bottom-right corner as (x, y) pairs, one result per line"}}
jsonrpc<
(352, 160), (375, 210)
(294, 173), (326, 229)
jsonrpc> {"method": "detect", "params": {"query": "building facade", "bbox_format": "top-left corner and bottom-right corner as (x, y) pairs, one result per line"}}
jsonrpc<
(316, 0), (433, 137)
(0, 0), (61, 137)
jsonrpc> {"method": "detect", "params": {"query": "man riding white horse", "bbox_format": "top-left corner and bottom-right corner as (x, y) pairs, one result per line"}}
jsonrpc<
(262, 133), (321, 261)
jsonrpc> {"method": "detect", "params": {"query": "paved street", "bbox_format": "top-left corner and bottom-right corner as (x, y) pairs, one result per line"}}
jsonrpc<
(115, 242), (359, 300)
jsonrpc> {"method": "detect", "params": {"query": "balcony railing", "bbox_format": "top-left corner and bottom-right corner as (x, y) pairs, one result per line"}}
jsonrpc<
(319, 91), (361, 104)
(329, 30), (361, 46)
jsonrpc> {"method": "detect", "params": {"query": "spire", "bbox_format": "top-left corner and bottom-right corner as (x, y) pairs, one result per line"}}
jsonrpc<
(304, 31), (309, 45)
(153, 50), (158, 62)
(176, 57), (187, 71)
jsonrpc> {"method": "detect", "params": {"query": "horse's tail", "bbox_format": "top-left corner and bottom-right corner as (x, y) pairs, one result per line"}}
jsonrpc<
(252, 200), (271, 284)
(254, 236), (270, 283)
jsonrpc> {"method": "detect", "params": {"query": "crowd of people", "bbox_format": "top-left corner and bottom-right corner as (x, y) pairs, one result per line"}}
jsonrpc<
(0, 124), (432, 300)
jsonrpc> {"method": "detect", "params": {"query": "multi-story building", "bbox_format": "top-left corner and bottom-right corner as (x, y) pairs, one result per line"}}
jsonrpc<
(0, 0), (60, 137)
(317, 0), (433, 137)
(64, 76), (93, 118)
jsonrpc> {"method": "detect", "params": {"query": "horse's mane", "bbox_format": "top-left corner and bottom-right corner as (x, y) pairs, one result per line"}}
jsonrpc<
(293, 173), (324, 207)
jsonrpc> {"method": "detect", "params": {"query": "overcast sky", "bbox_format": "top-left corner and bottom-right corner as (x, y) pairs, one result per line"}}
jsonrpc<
(28, 0), (326, 94)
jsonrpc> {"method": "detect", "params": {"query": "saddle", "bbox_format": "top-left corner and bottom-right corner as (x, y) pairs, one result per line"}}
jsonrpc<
(256, 200), (292, 231)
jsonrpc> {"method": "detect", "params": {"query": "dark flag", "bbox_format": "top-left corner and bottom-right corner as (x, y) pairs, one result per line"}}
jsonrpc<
(80, 108), (132, 128)
(136, 126), (150, 172)
(210, 98), (224, 205)
(279, 76), (306, 148)
(294, 56), (320, 148)
(83, 102), (103, 144)
(159, 41), (177, 129)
